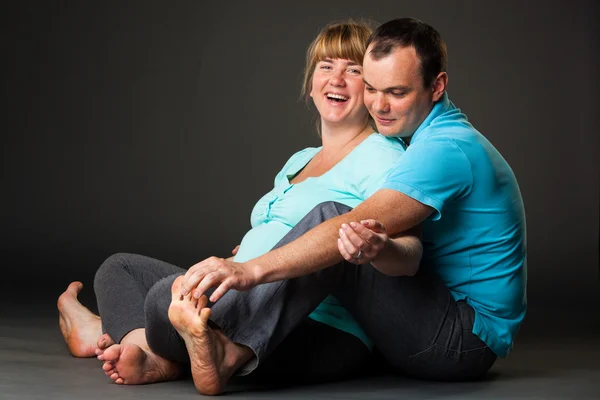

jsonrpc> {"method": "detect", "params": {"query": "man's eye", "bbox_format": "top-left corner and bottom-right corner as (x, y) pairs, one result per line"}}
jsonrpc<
(366, 87), (376, 92)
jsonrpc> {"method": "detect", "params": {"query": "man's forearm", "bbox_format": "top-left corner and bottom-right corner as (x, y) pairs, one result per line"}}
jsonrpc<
(250, 212), (350, 283)
(247, 190), (432, 284)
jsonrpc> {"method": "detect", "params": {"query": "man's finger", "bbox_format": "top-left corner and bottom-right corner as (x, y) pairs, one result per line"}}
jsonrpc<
(181, 270), (207, 296)
(194, 271), (221, 299)
(210, 280), (232, 303)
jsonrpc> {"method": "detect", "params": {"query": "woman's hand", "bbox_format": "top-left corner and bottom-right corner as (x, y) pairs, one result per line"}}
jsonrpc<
(337, 219), (389, 265)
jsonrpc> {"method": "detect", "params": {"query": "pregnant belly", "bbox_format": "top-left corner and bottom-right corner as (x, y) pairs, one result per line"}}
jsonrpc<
(233, 221), (293, 263)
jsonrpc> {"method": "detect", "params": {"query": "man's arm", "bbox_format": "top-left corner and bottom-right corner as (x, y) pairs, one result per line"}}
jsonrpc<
(252, 188), (433, 282)
(338, 221), (423, 276)
(181, 189), (433, 302)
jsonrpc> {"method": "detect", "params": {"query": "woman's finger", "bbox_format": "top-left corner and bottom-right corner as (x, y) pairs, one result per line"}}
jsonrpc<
(361, 219), (386, 234)
(337, 238), (355, 262)
(339, 227), (360, 257)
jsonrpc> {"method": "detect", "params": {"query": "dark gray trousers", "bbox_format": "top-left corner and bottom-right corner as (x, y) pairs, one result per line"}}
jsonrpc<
(143, 201), (497, 381)
(93, 242), (370, 382)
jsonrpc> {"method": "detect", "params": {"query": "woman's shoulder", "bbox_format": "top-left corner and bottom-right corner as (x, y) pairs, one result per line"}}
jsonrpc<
(349, 133), (405, 162)
(274, 146), (320, 181)
(362, 133), (406, 152)
(284, 146), (320, 167)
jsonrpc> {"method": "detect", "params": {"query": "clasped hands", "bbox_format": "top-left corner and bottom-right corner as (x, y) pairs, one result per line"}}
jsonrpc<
(178, 219), (388, 303)
(337, 219), (389, 265)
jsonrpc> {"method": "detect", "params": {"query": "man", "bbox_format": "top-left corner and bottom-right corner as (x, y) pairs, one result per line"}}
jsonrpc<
(166, 18), (527, 394)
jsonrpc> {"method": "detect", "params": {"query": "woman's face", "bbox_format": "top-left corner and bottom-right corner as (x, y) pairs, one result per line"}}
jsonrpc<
(310, 57), (369, 127)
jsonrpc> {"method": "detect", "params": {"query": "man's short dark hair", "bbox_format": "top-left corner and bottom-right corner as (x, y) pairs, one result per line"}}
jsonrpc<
(367, 18), (447, 88)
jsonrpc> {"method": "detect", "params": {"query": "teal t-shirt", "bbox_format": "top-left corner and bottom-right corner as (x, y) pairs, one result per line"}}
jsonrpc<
(382, 93), (527, 357)
(234, 133), (406, 349)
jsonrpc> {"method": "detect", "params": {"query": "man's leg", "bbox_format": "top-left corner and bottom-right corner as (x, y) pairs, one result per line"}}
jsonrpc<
(333, 267), (497, 380)
(210, 202), (496, 380)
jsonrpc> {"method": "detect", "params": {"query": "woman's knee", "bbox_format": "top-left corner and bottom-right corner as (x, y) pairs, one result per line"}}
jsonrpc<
(312, 201), (353, 218)
(93, 253), (132, 292)
(299, 202), (353, 229)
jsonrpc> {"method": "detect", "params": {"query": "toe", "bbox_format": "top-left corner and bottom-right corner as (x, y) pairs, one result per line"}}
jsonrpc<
(200, 308), (211, 325)
(67, 281), (83, 295)
(198, 295), (208, 310)
(172, 276), (185, 298)
(101, 344), (121, 362)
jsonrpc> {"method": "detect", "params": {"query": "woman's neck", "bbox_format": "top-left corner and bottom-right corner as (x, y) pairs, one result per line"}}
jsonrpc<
(320, 119), (373, 157)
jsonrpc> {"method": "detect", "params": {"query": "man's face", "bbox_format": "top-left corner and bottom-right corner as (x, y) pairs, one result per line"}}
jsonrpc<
(363, 45), (438, 138)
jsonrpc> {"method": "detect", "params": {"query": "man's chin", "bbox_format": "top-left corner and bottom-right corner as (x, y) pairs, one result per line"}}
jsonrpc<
(375, 125), (400, 137)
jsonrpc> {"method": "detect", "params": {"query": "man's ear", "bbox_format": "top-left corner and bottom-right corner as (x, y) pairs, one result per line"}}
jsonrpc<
(431, 72), (448, 102)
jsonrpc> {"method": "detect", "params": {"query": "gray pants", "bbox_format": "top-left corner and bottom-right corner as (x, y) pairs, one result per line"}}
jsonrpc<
(94, 229), (370, 383)
(142, 202), (497, 381)
(96, 202), (496, 381)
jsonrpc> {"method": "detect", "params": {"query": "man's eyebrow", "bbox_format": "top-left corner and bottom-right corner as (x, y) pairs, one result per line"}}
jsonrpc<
(362, 78), (410, 92)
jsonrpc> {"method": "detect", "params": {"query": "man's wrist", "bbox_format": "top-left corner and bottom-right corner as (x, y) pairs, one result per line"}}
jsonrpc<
(246, 261), (265, 284)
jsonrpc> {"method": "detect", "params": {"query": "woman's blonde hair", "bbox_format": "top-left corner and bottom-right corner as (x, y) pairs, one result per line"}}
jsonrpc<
(301, 20), (374, 102)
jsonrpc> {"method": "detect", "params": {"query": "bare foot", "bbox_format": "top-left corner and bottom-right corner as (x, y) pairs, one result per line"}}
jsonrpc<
(168, 276), (253, 395)
(98, 342), (182, 385)
(58, 281), (102, 357)
(95, 333), (116, 357)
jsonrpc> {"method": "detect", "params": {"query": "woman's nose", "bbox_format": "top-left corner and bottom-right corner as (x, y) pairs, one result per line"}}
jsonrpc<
(329, 70), (346, 87)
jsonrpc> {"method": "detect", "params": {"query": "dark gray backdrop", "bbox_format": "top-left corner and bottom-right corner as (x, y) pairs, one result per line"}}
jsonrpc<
(1, 0), (598, 312)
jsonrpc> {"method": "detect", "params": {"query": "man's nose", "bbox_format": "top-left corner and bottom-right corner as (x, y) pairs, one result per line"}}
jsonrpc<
(373, 93), (390, 113)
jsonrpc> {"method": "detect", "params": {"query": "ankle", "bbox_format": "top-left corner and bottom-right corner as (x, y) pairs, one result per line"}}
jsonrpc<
(216, 331), (253, 372)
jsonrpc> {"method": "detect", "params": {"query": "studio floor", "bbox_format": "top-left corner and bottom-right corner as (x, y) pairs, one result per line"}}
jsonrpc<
(1, 301), (599, 399)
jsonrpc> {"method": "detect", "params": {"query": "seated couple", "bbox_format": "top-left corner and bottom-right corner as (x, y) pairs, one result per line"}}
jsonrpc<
(58, 17), (527, 395)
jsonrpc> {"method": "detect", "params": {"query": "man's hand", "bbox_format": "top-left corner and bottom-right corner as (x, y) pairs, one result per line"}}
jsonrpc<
(337, 220), (389, 265)
(180, 257), (260, 303)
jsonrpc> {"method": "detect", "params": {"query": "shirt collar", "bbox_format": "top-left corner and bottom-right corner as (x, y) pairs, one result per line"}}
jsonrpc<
(409, 92), (452, 144)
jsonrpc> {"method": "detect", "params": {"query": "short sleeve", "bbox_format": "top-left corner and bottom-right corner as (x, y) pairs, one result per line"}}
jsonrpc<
(382, 138), (473, 220)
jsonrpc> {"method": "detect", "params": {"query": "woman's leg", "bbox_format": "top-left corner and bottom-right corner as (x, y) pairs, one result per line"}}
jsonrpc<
(90, 253), (189, 385)
(93, 252), (186, 343)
